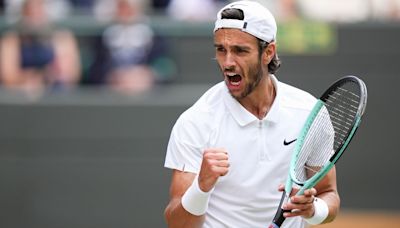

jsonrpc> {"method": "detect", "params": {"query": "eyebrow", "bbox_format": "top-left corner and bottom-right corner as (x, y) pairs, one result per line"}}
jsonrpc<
(214, 43), (252, 51)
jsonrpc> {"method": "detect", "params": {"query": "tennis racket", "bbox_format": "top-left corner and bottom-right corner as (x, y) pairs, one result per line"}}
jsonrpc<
(268, 75), (367, 228)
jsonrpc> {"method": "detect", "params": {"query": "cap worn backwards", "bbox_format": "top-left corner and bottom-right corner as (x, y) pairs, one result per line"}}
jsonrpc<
(214, 0), (277, 43)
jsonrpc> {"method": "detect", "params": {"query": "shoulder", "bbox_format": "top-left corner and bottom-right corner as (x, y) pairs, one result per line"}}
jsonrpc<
(179, 82), (226, 124)
(168, 82), (226, 150)
(174, 82), (226, 133)
(278, 81), (317, 112)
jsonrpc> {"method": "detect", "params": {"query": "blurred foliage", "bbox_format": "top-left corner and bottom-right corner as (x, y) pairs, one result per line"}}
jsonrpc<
(277, 20), (337, 55)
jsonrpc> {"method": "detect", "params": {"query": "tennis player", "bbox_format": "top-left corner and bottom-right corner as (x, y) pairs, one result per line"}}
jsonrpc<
(164, 1), (340, 227)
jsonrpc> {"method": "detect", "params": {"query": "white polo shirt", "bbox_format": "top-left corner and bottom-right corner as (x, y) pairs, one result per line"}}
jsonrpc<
(164, 75), (317, 228)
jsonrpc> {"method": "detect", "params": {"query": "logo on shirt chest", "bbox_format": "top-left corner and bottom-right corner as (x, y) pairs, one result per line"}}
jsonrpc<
(283, 138), (297, 146)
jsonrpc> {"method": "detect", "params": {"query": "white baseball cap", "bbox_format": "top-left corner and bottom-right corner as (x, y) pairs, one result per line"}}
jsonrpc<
(214, 1), (277, 42)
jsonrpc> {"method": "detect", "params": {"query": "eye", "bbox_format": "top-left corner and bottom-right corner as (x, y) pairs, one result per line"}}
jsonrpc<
(216, 46), (226, 53)
(235, 47), (248, 54)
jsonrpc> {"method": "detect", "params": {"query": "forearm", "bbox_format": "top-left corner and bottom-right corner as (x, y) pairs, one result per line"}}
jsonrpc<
(311, 166), (340, 224)
(164, 198), (205, 228)
(164, 150), (228, 228)
(317, 189), (340, 223)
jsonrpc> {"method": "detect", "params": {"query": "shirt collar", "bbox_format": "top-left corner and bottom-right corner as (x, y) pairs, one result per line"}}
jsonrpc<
(223, 74), (281, 126)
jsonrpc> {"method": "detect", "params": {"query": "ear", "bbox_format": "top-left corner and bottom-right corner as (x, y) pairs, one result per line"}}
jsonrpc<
(263, 42), (276, 65)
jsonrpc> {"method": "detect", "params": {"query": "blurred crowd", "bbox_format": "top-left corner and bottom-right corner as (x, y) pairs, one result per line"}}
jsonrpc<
(0, 0), (399, 96)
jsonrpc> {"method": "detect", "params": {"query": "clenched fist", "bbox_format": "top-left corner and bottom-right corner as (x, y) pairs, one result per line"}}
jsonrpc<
(198, 148), (230, 192)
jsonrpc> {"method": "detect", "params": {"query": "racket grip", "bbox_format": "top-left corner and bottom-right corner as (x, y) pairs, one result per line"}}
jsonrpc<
(270, 207), (290, 228)
(269, 191), (290, 228)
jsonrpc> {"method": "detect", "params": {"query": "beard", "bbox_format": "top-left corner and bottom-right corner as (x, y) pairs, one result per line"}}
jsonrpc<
(230, 60), (264, 100)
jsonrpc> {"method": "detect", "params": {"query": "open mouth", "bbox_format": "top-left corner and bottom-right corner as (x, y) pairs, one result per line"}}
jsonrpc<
(227, 73), (242, 86)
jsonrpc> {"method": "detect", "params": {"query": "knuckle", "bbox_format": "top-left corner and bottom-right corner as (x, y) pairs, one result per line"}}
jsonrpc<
(210, 166), (218, 173)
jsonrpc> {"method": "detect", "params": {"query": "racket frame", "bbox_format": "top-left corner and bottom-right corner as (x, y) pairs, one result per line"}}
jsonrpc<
(270, 75), (367, 228)
(292, 76), (367, 195)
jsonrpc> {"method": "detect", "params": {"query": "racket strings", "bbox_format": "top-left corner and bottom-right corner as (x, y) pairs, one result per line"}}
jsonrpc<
(325, 83), (361, 151)
(294, 81), (361, 183)
(295, 107), (334, 182)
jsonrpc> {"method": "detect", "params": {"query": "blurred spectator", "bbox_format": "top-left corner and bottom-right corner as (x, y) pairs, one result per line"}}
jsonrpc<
(93, 0), (150, 23)
(370, 0), (400, 21)
(298, 0), (400, 22)
(0, 0), (81, 94)
(88, 0), (175, 94)
(0, 0), (4, 14)
(297, 0), (370, 23)
(67, 0), (96, 14)
(4, 0), (72, 23)
(151, 0), (171, 13)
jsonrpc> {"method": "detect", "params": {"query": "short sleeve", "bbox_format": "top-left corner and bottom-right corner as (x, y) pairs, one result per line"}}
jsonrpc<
(164, 111), (210, 174)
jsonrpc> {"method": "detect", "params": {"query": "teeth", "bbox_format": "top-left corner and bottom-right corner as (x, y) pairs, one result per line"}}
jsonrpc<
(231, 81), (240, 86)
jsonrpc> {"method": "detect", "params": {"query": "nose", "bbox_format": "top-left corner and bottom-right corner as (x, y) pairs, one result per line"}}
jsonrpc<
(222, 52), (236, 71)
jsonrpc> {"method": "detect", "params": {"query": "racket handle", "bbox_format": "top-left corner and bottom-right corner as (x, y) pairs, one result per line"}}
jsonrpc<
(269, 207), (290, 228)
(269, 190), (290, 228)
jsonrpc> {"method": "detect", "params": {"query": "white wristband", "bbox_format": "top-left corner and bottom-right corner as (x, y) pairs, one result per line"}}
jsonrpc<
(304, 197), (329, 225)
(181, 175), (213, 216)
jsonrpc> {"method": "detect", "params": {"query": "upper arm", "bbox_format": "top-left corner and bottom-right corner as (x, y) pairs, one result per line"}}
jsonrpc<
(52, 30), (81, 82)
(0, 32), (20, 84)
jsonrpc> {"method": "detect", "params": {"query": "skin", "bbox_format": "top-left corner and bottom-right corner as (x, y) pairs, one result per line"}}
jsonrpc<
(164, 28), (340, 228)
(214, 29), (276, 119)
